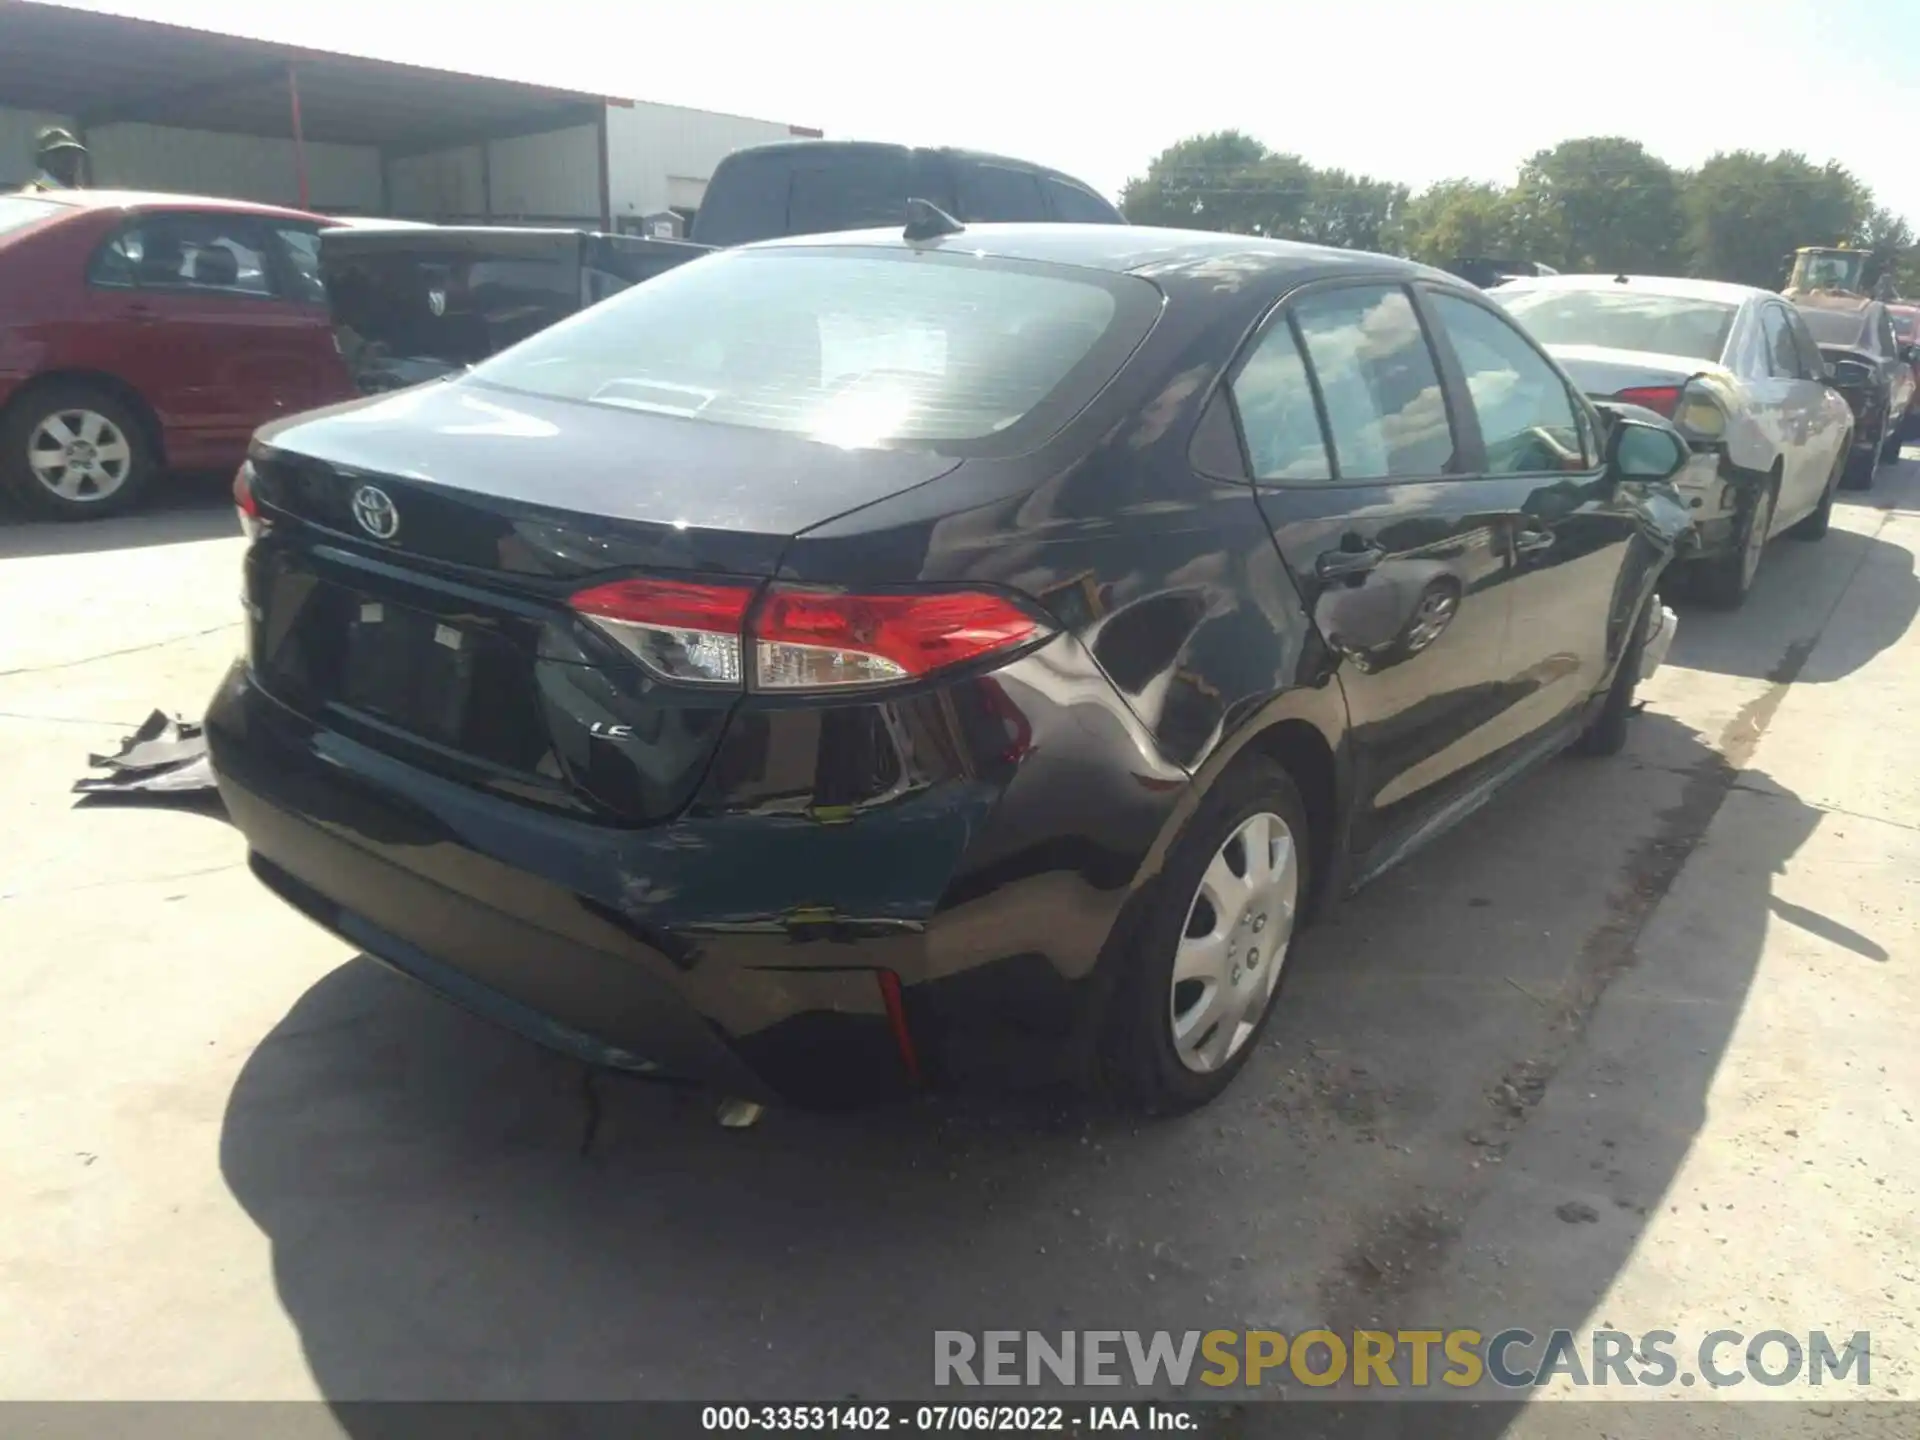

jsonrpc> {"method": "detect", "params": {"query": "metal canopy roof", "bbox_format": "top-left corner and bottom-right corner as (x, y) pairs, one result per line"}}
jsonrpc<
(0, 0), (622, 154)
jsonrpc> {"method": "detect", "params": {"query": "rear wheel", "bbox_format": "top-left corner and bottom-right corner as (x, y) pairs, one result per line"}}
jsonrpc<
(1693, 471), (1776, 609)
(0, 382), (158, 520)
(1099, 756), (1310, 1114)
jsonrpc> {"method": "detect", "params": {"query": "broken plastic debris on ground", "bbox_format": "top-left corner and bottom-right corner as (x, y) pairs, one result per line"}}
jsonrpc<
(73, 709), (218, 800)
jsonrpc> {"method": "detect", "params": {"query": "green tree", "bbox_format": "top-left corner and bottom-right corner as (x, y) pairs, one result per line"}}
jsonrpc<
(1120, 134), (1404, 248)
(1512, 137), (1687, 273)
(1392, 178), (1564, 266)
(1683, 151), (1867, 288)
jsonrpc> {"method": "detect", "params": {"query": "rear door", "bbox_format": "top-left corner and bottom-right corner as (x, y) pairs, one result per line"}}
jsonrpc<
(1223, 279), (1527, 870)
(1417, 285), (1641, 740)
(1757, 299), (1828, 520)
(86, 209), (302, 445)
(262, 221), (356, 412)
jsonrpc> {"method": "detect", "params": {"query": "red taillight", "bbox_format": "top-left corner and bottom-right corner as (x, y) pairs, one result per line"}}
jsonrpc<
(754, 587), (1042, 690)
(569, 577), (753, 686)
(233, 462), (265, 539)
(568, 579), (1047, 691)
(1614, 385), (1681, 418)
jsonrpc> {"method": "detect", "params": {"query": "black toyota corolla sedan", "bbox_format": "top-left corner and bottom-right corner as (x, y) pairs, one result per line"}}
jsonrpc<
(209, 222), (1693, 1113)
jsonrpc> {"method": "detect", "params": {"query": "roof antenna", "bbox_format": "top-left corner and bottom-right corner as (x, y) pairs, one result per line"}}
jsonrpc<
(903, 197), (965, 243)
(1613, 273), (1629, 284)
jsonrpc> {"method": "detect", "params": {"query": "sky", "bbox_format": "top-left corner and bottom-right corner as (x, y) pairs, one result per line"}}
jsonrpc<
(50, 0), (1920, 224)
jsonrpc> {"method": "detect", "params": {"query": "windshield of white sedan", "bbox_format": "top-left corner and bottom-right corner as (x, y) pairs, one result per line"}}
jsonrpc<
(469, 248), (1143, 450)
(1496, 289), (1736, 363)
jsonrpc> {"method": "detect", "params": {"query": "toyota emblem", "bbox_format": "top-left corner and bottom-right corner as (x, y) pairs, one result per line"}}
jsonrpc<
(350, 484), (400, 540)
(427, 289), (447, 317)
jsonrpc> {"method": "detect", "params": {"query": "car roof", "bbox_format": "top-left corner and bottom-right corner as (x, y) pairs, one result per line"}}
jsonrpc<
(742, 222), (1453, 291)
(23, 189), (329, 223)
(1496, 273), (1765, 306)
(716, 140), (1107, 186)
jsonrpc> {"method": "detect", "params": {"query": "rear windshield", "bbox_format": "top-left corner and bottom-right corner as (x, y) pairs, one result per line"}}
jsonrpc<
(0, 195), (62, 239)
(1796, 306), (1870, 347)
(1496, 287), (1737, 362)
(467, 247), (1159, 455)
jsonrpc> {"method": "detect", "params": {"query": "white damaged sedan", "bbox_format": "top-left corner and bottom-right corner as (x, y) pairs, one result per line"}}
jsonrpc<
(1494, 274), (1856, 608)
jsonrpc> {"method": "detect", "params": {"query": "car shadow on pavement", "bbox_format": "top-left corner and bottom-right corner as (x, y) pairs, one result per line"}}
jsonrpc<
(0, 473), (237, 559)
(1666, 521), (1915, 684)
(215, 706), (1830, 1430)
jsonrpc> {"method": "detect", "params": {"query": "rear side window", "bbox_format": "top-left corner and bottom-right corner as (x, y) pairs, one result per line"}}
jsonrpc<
(89, 212), (275, 297)
(1760, 305), (1803, 378)
(1785, 310), (1827, 378)
(1230, 320), (1332, 481)
(469, 248), (1157, 456)
(1045, 178), (1119, 224)
(787, 153), (911, 237)
(273, 225), (327, 305)
(1291, 285), (1455, 479)
(1428, 292), (1587, 474)
(956, 163), (1048, 222)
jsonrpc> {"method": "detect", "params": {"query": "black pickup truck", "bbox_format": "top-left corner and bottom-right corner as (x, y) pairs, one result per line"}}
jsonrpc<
(322, 141), (1123, 393)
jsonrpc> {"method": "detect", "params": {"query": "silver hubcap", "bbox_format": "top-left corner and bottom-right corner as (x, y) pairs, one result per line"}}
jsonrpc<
(26, 408), (132, 501)
(1740, 489), (1773, 586)
(1404, 587), (1457, 653)
(1170, 810), (1300, 1073)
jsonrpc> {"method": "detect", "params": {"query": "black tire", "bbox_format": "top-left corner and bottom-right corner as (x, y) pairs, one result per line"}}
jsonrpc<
(1788, 447), (1846, 541)
(0, 382), (158, 520)
(1692, 471), (1777, 609)
(1841, 416), (1884, 491)
(1881, 418), (1904, 463)
(1098, 755), (1313, 1115)
(1570, 595), (1655, 759)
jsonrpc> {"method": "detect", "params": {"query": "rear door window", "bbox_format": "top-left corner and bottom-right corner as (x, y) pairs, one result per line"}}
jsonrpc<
(90, 211), (277, 298)
(1290, 284), (1456, 479)
(956, 163), (1049, 222)
(787, 153), (911, 236)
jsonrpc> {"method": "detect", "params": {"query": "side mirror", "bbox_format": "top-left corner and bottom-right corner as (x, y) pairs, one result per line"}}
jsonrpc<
(1901, 344), (1920, 366)
(1607, 417), (1689, 483)
(1828, 358), (1875, 389)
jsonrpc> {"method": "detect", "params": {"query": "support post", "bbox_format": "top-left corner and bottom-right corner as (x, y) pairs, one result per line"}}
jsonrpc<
(287, 63), (310, 210)
(596, 104), (612, 231)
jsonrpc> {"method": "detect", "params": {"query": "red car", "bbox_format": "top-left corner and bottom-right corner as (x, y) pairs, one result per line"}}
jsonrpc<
(1891, 303), (1920, 438)
(0, 189), (354, 520)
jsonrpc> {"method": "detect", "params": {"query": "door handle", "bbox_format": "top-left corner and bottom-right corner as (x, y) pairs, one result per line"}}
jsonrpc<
(1513, 526), (1555, 555)
(126, 303), (160, 325)
(1315, 543), (1386, 581)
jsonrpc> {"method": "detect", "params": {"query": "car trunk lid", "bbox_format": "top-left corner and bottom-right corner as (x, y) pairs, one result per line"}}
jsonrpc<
(243, 381), (961, 824)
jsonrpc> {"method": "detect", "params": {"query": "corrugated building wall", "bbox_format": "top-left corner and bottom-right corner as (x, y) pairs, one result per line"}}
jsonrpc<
(88, 123), (382, 211)
(605, 101), (800, 224)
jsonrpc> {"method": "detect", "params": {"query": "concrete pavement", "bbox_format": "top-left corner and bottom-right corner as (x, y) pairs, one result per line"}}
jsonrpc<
(1, 461), (1915, 1424)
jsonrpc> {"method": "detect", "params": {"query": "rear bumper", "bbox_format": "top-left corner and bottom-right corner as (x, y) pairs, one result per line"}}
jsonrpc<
(207, 652), (1176, 1104)
(1639, 602), (1677, 681)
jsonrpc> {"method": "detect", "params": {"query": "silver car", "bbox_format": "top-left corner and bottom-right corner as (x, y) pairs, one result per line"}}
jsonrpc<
(1493, 274), (1856, 608)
